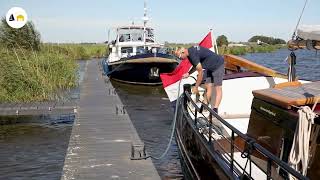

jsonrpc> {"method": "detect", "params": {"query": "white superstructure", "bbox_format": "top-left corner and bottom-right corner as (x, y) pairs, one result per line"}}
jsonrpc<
(107, 0), (165, 63)
(107, 26), (164, 63)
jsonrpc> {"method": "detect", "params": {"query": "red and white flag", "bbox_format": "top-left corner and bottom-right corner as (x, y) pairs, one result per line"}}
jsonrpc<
(160, 31), (215, 102)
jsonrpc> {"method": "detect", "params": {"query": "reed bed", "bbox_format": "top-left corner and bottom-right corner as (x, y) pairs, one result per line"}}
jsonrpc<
(0, 17), (108, 102)
(42, 43), (108, 60)
(0, 45), (78, 102)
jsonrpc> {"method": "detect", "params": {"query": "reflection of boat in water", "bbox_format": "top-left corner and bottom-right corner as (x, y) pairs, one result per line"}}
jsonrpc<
(102, 1), (178, 85)
(109, 78), (167, 96)
(175, 26), (320, 179)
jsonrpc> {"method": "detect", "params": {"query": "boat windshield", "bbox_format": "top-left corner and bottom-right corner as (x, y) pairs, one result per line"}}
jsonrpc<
(118, 29), (143, 42)
(117, 28), (155, 42)
(146, 28), (154, 42)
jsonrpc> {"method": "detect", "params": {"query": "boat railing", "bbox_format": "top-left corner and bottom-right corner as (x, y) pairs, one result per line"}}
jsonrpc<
(181, 84), (308, 180)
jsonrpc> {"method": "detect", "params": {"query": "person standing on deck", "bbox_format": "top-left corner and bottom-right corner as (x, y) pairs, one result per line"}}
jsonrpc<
(174, 46), (224, 113)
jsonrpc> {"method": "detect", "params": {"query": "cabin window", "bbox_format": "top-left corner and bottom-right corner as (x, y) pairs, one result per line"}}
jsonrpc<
(118, 28), (144, 42)
(131, 33), (143, 41)
(136, 46), (146, 54)
(121, 47), (133, 53)
(119, 34), (131, 42)
(146, 29), (155, 42)
(158, 47), (168, 54)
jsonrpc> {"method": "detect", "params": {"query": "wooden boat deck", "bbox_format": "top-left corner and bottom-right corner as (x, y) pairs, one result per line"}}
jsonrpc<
(253, 81), (320, 109)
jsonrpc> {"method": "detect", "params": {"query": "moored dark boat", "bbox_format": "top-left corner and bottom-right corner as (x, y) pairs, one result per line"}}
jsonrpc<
(104, 53), (178, 85)
(102, 1), (178, 85)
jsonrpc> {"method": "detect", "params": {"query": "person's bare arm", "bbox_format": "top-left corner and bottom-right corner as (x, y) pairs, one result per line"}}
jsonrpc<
(189, 66), (196, 74)
(193, 63), (203, 93)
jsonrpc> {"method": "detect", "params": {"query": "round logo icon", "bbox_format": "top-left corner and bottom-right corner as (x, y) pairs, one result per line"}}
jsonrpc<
(6, 7), (28, 29)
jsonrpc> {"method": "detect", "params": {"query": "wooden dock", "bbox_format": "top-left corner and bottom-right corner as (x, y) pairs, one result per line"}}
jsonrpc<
(0, 101), (76, 116)
(62, 60), (160, 179)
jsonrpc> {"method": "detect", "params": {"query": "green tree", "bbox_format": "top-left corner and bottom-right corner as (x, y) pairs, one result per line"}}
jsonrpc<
(216, 35), (228, 47)
(0, 17), (41, 51)
(248, 35), (285, 45)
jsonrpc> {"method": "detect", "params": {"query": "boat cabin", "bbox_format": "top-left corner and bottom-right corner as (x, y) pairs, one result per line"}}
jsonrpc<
(108, 26), (164, 63)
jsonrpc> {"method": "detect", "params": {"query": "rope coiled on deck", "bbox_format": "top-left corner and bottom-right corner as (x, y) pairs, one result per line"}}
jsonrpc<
(288, 99), (319, 178)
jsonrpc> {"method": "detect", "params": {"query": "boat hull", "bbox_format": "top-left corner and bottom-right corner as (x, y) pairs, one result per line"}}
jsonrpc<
(104, 53), (178, 85)
(175, 75), (313, 180)
(175, 99), (230, 180)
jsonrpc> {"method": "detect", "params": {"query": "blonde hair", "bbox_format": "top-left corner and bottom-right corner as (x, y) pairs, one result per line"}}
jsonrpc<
(174, 46), (185, 54)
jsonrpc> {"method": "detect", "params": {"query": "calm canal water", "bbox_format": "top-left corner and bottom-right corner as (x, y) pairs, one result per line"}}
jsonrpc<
(0, 50), (318, 179)
(242, 48), (320, 81)
(111, 81), (183, 180)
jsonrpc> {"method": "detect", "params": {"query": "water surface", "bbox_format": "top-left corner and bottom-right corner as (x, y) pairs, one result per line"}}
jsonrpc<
(0, 51), (318, 179)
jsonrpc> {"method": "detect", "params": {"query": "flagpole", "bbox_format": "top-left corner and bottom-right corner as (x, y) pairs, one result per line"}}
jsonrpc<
(210, 28), (219, 54)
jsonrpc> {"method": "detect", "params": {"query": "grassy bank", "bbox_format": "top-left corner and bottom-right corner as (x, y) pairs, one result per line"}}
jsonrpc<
(0, 17), (108, 103)
(0, 45), (78, 102)
(42, 43), (108, 60)
(0, 43), (108, 102)
(218, 44), (285, 55)
(166, 43), (285, 55)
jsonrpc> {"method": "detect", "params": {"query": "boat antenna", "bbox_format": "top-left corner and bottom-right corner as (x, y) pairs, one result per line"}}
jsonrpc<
(291, 0), (308, 40)
(143, 0), (149, 49)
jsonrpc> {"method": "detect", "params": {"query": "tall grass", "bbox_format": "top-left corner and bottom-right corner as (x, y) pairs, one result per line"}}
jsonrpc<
(42, 43), (108, 60)
(0, 17), (108, 102)
(0, 43), (108, 102)
(0, 45), (78, 102)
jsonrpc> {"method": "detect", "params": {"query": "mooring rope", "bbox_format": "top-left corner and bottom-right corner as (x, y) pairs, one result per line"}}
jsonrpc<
(131, 79), (183, 160)
(288, 99), (319, 178)
(148, 79), (183, 160)
(148, 74), (202, 160)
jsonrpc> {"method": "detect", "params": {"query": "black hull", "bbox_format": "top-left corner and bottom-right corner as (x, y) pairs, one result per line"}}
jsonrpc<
(103, 53), (178, 85)
(175, 98), (230, 180)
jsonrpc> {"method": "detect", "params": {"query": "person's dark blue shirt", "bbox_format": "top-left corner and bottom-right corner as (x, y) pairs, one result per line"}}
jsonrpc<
(187, 46), (224, 71)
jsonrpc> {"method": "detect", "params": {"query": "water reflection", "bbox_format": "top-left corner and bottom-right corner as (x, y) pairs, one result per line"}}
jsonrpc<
(0, 60), (87, 179)
(0, 115), (74, 179)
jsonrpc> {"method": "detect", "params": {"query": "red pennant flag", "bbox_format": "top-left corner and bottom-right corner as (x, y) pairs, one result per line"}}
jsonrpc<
(160, 31), (213, 101)
(199, 32), (213, 49)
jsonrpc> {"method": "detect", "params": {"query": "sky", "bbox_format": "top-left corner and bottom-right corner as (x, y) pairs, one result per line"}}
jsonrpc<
(0, 0), (319, 43)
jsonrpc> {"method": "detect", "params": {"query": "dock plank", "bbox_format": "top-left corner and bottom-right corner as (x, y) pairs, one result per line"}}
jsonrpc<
(62, 60), (159, 180)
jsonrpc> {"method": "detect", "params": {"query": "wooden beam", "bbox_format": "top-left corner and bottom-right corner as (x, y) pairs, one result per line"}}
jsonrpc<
(288, 40), (320, 50)
(224, 55), (288, 79)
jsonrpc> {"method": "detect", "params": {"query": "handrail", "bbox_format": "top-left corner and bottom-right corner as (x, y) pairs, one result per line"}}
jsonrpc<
(182, 84), (308, 180)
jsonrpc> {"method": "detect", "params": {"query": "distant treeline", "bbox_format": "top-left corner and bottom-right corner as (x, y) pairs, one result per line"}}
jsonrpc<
(165, 34), (286, 55)
(248, 35), (286, 45)
(165, 43), (284, 56)
(218, 44), (284, 55)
